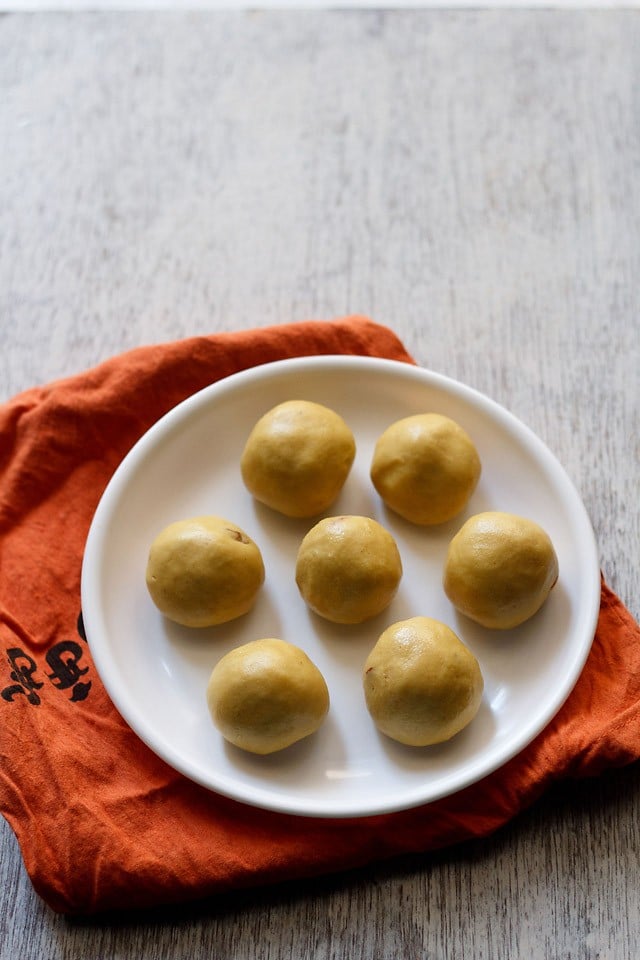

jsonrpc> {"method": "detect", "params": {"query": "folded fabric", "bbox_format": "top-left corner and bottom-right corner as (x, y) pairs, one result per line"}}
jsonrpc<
(0, 315), (638, 915)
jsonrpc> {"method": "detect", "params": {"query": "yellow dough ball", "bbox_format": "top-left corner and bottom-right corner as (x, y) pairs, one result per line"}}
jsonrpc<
(443, 511), (559, 629)
(145, 516), (265, 627)
(363, 617), (484, 746)
(370, 413), (481, 525)
(295, 515), (403, 624)
(240, 399), (356, 518)
(206, 638), (330, 754)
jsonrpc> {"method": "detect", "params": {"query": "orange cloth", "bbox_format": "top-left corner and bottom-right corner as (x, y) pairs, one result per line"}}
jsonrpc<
(0, 316), (638, 915)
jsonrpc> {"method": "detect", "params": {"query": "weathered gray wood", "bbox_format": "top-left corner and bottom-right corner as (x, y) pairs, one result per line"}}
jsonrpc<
(1, 9), (638, 958)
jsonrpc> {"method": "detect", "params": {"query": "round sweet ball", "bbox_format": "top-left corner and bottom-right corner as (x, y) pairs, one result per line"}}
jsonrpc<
(206, 638), (330, 754)
(145, 516), (265, 627)
(363, 617), (484, 746)
(240, 399), (356, 518)
(295, 515), (403, 625)
(443, 511), (559, 629)
(370, 413), (481, 525)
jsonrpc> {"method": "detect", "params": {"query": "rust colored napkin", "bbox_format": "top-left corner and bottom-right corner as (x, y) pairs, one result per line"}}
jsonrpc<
(0, 316), (639, 916)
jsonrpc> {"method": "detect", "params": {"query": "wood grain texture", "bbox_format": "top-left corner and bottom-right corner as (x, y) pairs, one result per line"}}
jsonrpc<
(0, 9), (638, 958)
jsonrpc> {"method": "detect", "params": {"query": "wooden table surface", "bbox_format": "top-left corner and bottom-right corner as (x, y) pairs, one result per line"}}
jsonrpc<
(1, 9), (639, 958)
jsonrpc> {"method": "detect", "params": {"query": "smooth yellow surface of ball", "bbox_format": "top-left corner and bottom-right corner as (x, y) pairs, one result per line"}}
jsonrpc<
(370, 413), (481, 525)
(145, 515), (265, 627)
(295, 515), (403, 624)
(443, 511), (559, 629)
(206, 638), (330, 754)
(363, 617), (484, 746)
(240, 400), (356, 518)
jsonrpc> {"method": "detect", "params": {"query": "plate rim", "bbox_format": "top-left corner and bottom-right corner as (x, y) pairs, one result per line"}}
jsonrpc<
(81, 355), (601, 818)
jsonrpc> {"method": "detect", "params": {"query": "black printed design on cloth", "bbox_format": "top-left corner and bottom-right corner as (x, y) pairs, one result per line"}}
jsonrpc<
(1, 612), (92, 706)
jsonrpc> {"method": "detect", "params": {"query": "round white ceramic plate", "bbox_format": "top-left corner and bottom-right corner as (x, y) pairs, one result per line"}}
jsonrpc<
(81, 356), (601, 818)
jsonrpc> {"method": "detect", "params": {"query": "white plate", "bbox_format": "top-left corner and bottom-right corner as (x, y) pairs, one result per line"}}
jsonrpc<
(81, 356), (601, 818)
